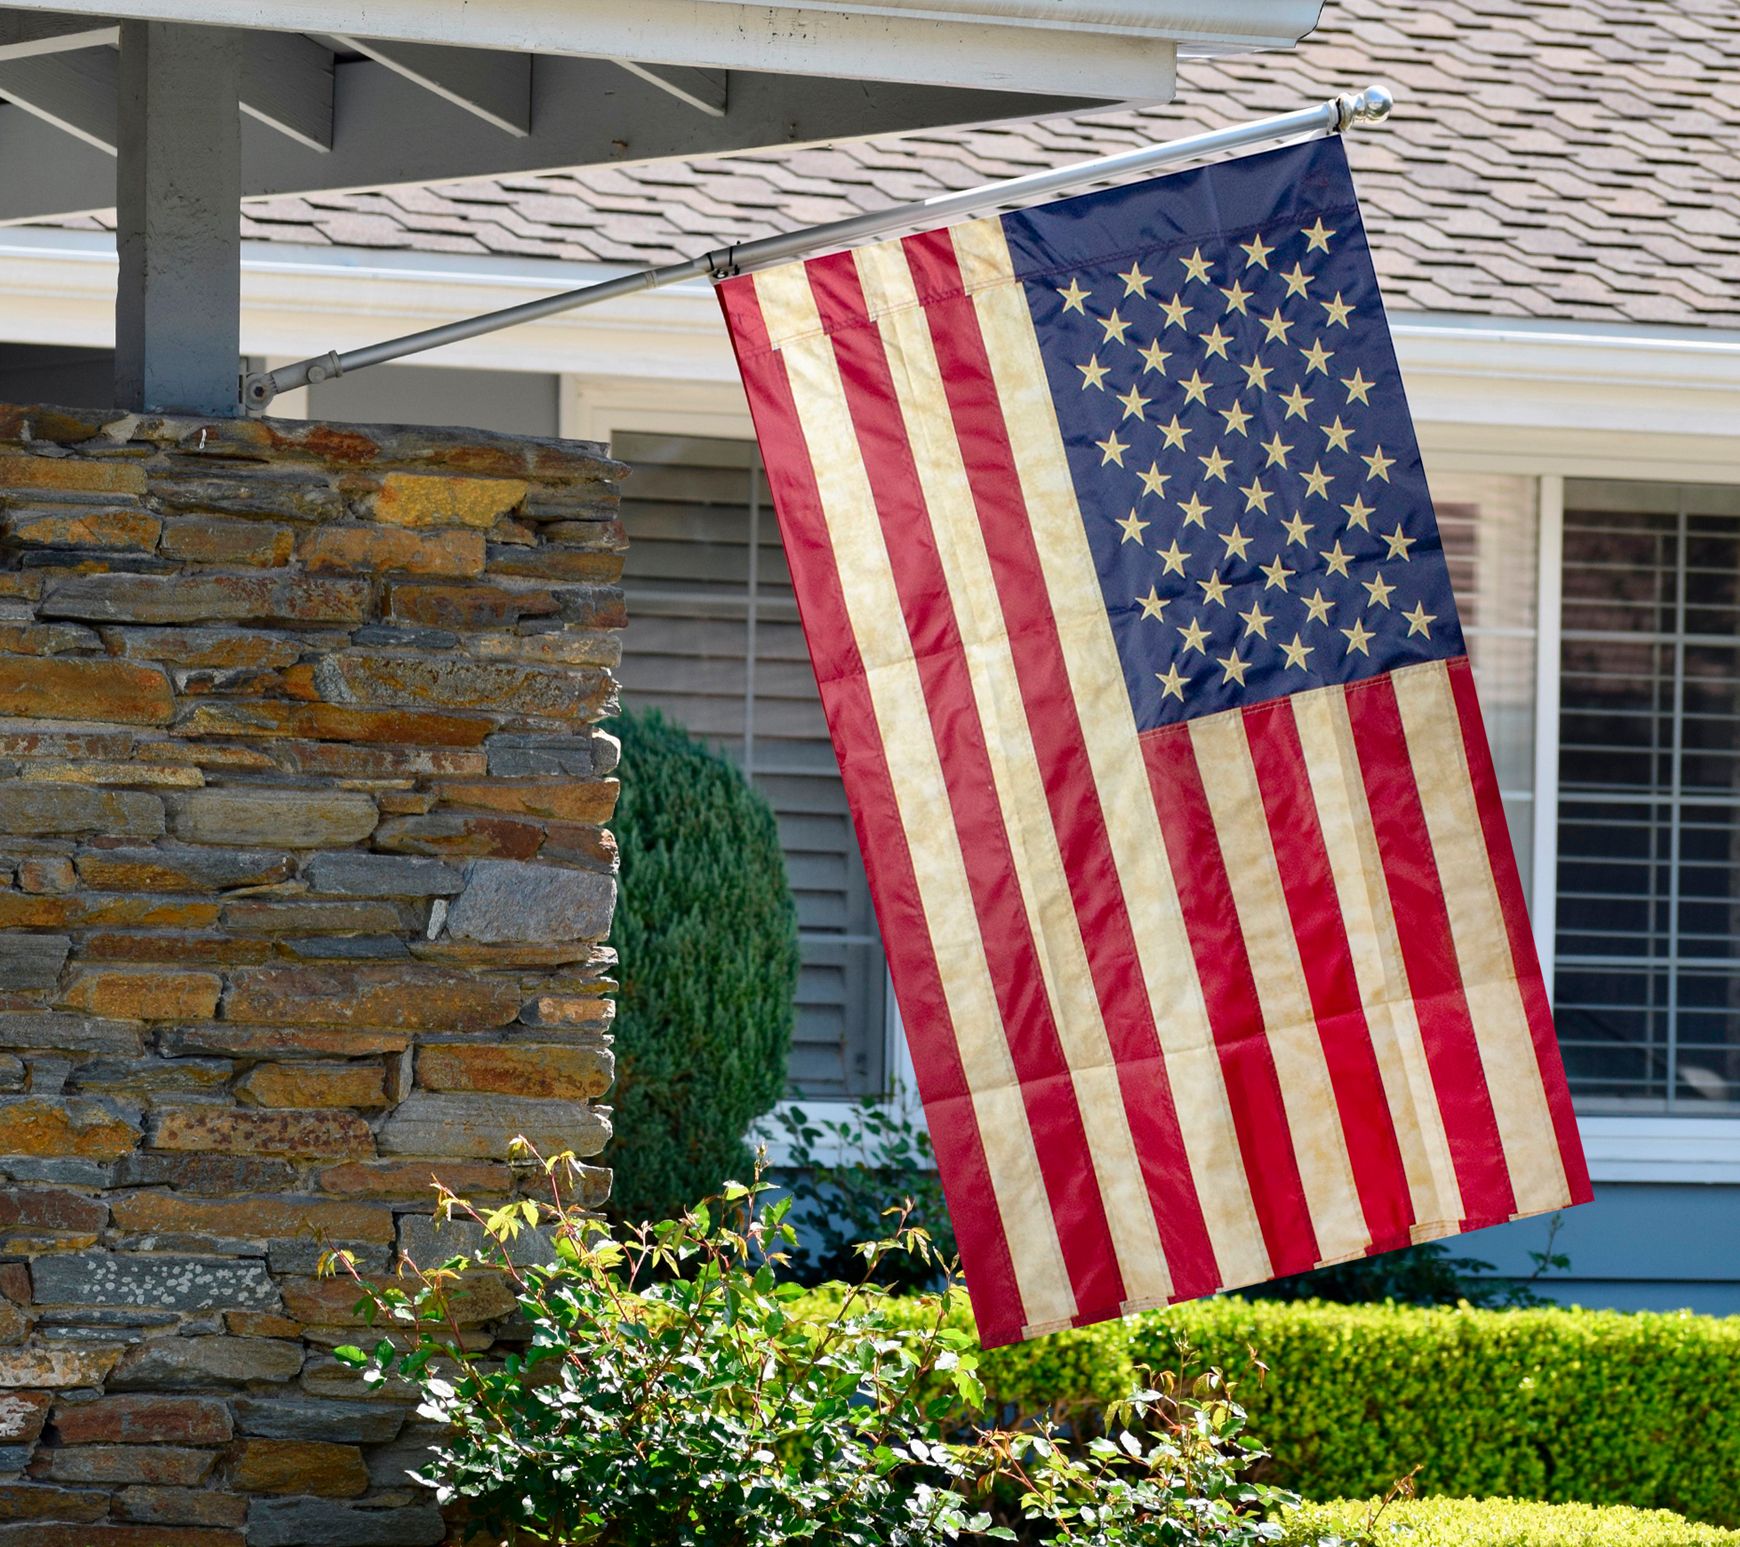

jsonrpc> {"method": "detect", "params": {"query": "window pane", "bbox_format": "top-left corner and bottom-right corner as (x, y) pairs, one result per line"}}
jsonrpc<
(1434, 471), (1538, 895)
(1556, 480), (1740, 1112)
(614, 430), (889, 1100)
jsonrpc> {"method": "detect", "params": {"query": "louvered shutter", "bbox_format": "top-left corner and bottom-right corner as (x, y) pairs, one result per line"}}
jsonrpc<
(613, 431), (890, 1099)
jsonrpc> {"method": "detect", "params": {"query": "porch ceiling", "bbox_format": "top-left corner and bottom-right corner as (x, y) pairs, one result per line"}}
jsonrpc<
(0, 0), (1323, 223)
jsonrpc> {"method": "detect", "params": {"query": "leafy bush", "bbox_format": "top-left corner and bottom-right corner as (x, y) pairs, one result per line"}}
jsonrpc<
(605, 708), (800, 1223)
(1276, 1496), (1740, 1546)
(791, 1293), (1740, 1527)
(330, 1156), (1314, 1547)
(771, 1097), (957, 1289)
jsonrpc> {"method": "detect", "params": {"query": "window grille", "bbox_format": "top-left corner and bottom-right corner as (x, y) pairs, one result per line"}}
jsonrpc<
(1554, 479), (1740, 1112)
(613, 431), (890, 1100)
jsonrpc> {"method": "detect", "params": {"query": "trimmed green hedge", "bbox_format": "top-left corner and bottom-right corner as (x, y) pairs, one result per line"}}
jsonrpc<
(795, 1293), (1740, 1526)
(1277, 1497), (1740, 1546)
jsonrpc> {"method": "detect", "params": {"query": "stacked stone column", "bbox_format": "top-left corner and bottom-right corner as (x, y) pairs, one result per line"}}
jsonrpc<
(0, 405), (623, 1545)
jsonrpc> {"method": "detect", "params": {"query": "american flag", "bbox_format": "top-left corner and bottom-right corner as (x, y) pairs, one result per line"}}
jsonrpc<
(718, 136), (1591, 1348)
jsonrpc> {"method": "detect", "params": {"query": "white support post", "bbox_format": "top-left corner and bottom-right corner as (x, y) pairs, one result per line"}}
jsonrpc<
(114, 20), (242, 416)
(1531, 473), (1565, 998)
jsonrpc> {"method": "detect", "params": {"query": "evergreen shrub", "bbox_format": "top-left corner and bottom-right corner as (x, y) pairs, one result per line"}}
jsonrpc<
(605, 708), (799, 1223)
(792, 1292), (1740, 1527)
(1276, 1496), (1740, 1546)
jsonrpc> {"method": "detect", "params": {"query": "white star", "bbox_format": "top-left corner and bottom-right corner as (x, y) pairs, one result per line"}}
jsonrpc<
(1341, 493), (1377, 531)
(1176, 615), (1210, 653)
(1137, 462), (1169, 499)
(1157, 662), (1189, 701)
(1180, 247), (1213, 285)
(1198, 569), (1231, 607)
(1239, 232), (1274, 269)
(1119, 260), (1152, 297)
(1077, 355), (1110, 390)
(1222, 523), (1253, 561)
(1117, 383), (1151, 421)
(1138, 338), (1171, 375)
(1301, 217), (1336, 253)
(1101, 309), (1132, 345)
(1280, 632), (1315, 670)
(1239, 599), (1272, 639)
(1220, 279), (1255, 314)
(1216, 649), (1251, 686)
(1115, 508), (1149, 545)
(1157, 539), (1189, 576)
(1096, 430), (1128, 466)
(1057, 276), (1091, 313)
(1403, 600), (1437, 638)
(1261, 554), (1296, 591)
(1137, 585), (1169, 620)
(1362, 570), (1397, 609)
(1363, 445), (1396, 482)
(1382, 524), (1415, 561)
(1342, 368), (1375, 405)
(1281, 262), (1313, 298)
(1341, 617), (1375, 656)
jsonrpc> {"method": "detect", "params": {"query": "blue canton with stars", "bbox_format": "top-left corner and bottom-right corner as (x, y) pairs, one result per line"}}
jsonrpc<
(1007, 136), (1463, 731)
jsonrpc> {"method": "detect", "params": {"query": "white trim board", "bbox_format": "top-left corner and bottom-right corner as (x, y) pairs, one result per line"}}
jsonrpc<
(1, 233), (1739, 460)
(1580, 1118), (1740, 1186)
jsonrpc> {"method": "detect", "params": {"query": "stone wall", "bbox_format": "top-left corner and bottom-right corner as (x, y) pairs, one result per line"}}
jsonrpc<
(0, 405), (624, 1544)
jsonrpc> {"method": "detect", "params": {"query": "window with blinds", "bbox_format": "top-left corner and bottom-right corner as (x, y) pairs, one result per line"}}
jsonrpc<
(612, 431), (891, 1100)
(1555, 480), (1740, 1112)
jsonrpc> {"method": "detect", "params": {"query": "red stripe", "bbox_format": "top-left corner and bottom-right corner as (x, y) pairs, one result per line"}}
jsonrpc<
(1344, 672), (1519, 1225)
(717, 276), (1028, 1345)
(805, 250), (1126, 1323)
(1446, 657), (1591, 1205)
(899, 230), (1221, 1301)
(1242, 696), (1417, 1250)
(1141, 723), (1319, 1278)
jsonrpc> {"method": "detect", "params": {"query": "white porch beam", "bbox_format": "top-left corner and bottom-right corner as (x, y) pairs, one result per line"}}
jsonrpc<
(613, 61), (727, 118)
(0, 11), (117, 58)
(0, 55), (1084, 223)
(0, 0), (1217, 98)
(0, 43), (116, 152)
(329, 35), (531, 137)
(240, 31), (333, 152)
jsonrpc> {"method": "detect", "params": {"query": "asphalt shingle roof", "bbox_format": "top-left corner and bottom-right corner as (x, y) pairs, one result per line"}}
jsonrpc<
(83, 0), (1740, 330)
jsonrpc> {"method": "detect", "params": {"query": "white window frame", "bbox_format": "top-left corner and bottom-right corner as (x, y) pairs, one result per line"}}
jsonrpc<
(1422, 427), (1740, 1184)
(566, 374), (921, 1165)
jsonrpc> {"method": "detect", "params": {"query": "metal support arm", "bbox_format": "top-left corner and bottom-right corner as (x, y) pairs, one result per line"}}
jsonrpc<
(242, 83), (1393, 411)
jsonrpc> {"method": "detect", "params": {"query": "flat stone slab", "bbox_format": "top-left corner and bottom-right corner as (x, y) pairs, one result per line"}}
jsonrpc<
(445, 859), (615, 944)
(377, 1092), (609, 1160)
(30, 1252), (281, 1311)
(303, 853), (464, 897)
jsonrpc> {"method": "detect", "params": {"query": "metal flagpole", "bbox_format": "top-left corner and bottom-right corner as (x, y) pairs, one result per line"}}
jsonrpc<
(241, 84), (1393, 412)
